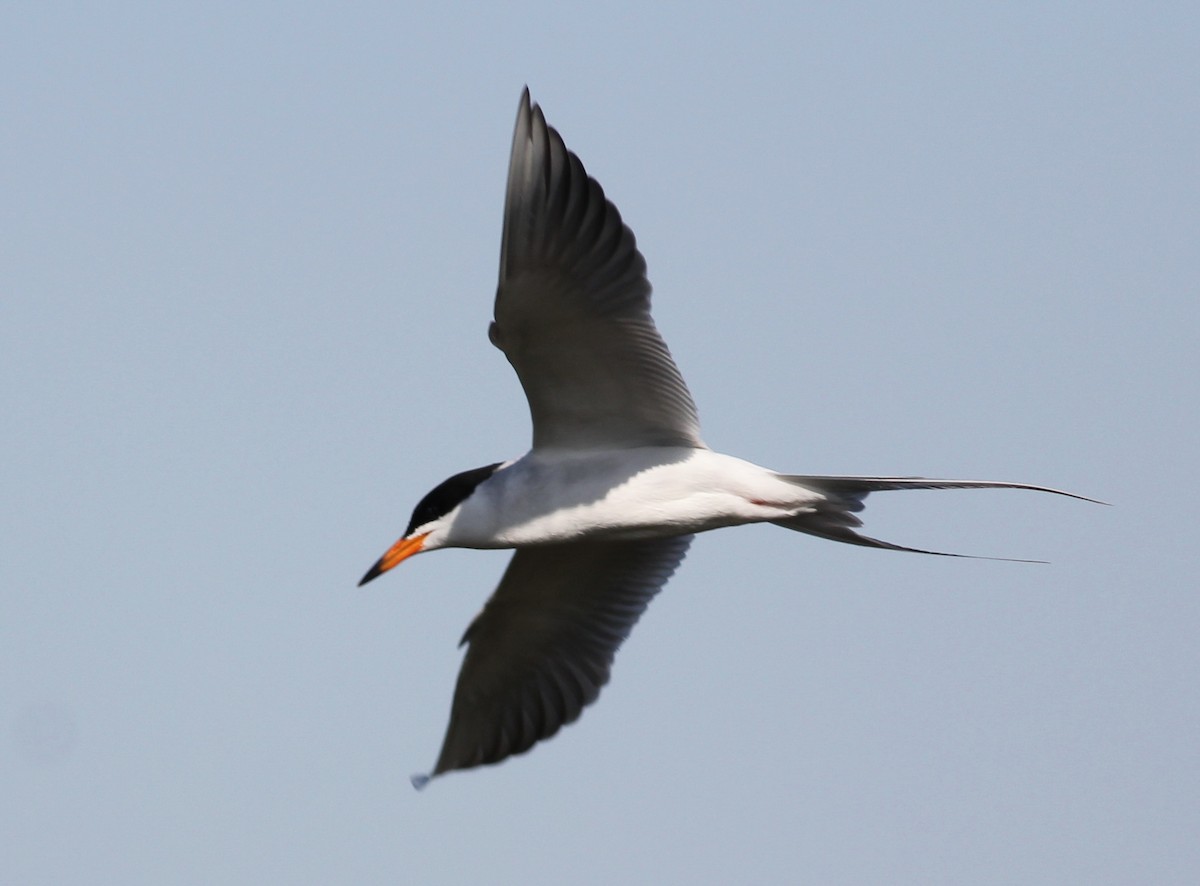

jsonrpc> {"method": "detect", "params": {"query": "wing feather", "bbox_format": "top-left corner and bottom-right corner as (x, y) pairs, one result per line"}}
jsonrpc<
(491, 89), (703, 450)
(425, 535), (693, 780)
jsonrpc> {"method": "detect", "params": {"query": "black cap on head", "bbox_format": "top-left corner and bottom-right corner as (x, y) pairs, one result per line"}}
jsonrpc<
(404, 463), (503, 536)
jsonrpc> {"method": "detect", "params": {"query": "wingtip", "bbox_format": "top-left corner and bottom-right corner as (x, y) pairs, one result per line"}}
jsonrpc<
(410, 772), (432, 791)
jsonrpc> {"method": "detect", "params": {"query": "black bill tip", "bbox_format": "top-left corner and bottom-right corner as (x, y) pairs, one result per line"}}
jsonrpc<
(358, 559), (385, 587)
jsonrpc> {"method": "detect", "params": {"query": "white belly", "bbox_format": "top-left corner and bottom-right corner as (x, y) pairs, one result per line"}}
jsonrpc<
(444, 447), (822, 548)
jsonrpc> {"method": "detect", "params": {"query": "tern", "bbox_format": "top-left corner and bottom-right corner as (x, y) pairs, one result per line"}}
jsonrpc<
(359, 89), (1095, 787)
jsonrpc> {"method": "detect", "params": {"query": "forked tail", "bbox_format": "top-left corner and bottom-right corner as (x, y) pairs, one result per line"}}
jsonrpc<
(772, 475), (1103, 562)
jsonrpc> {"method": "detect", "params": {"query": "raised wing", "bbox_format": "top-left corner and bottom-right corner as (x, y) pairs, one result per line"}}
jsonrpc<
(489, 88), (704, 450)
(417, 535), (693, 784)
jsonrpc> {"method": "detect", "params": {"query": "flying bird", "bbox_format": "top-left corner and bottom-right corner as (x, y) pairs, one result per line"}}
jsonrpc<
(360, 89), (1095, 787)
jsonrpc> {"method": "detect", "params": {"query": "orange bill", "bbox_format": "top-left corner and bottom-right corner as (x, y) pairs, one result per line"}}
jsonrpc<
(358, 532), (429, 586)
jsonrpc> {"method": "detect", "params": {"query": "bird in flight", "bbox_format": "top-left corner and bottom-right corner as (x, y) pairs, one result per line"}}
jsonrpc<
(359, 88), (1096, 787)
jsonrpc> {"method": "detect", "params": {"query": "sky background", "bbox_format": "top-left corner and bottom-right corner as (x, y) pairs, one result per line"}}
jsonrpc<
(3, 3), (1198, 884)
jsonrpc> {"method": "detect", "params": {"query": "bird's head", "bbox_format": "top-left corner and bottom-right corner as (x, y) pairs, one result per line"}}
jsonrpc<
(358, 462), (503, 586)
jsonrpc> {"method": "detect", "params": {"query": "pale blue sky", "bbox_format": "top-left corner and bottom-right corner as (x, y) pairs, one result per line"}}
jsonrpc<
(3, 3), (1197, 884)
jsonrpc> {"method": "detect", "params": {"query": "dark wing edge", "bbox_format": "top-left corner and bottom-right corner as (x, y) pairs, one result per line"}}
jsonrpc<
(496, 87), (650, 318)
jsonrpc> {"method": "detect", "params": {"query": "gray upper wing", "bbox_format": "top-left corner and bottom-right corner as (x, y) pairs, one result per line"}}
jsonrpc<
(489, 89), (704, 450)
